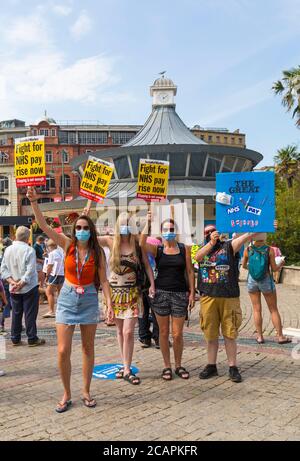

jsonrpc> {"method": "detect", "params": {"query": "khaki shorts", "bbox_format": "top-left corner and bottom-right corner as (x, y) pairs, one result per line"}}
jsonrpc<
(200, 296), (242, 341)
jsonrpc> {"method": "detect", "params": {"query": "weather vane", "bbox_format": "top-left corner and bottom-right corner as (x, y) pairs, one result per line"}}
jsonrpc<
(159, 71), (166, 78)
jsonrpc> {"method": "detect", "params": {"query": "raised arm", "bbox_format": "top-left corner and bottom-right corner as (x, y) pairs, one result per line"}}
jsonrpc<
(140, 211), (157, 258)
(27, 187), (71, 252)
(195, 231), (220, 262)
(231, 232), (260, 255)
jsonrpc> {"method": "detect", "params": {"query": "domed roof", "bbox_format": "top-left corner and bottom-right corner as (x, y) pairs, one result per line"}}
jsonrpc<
(35, 111), (57, 125)
(152, 76), (176, 88)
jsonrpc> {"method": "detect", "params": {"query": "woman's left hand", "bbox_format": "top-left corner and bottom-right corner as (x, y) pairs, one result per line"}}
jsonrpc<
(107, 306), (115, 322)
(148, 284), (155, 299)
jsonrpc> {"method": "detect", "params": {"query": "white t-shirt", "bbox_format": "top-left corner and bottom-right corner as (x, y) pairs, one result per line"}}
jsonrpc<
(47, 248), (65, 276)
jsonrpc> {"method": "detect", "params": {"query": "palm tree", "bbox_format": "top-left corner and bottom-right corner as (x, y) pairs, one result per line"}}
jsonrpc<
(274, 145), (300, 188)
(273, 66), (300, 127)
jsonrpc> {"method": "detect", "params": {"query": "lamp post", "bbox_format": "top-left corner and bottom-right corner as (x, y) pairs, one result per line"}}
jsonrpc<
(61, 149), (67, 202)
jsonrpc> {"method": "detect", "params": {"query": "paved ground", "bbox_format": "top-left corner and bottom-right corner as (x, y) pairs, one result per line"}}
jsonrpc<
(1, 280), (300, 441)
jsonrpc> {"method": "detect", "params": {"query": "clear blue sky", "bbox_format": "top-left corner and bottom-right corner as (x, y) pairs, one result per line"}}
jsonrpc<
(0, 0), (299, 165)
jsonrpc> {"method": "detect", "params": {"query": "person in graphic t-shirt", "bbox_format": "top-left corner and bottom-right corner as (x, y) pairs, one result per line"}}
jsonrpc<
(195, 225), (260, 383)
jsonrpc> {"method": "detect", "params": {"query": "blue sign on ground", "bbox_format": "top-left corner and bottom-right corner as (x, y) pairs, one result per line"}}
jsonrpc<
(216, 171), (275, 233)
(93, 363), (139, 380)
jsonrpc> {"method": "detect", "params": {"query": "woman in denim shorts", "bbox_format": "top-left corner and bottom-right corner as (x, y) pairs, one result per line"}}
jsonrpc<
(27, 187), (113, 413)
(140, 212), (195, 381)
(243, 236), (291, 345)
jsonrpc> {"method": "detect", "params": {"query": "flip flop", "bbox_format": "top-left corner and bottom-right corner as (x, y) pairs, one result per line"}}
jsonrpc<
(42, 313), (55, 318)
(81, 397), (97, 408)
(55, 400), (72, 413)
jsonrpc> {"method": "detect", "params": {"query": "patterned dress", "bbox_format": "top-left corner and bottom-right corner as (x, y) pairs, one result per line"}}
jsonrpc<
(109, 253), (142, 319)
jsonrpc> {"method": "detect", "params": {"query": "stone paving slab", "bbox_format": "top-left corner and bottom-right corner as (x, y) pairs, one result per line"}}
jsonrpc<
(0, 282), (300, 441)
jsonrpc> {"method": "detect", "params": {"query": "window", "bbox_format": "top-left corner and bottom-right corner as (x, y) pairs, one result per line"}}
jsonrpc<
(224, 137), (228, 144)
(58, 131), (77, 144)
(200, 135), (205, 140)
(45, 151), (53, 163)
(0, 198), (9, 206)
(51, 129), (56, 137)
(78, 131), (108, 144)
(60, 174), (71, 190)
(239, 138), (243, 144)
(40, 129), (49, 136)
(114, 156), (131, 179)
(0, 175), (9, 193)
(32, 129), (37, 136)
(38, 198), (54, 204)
(216, 136), (220, 143)
(21, 197), (31, 206)
(208, 135), (213, 142)
(0, 152), (9, 164)
(111, 132), (136, 145)
(231, 137), (235, 144)
(61, 151), (69, 163)
(40, 176), (55, 192)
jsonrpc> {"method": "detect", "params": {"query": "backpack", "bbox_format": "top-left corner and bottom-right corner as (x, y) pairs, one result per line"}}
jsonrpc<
(135, 243), (151, 292)
(248, 244), (270, 281)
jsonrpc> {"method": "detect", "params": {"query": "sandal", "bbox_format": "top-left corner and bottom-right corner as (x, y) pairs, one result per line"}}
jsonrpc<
(115, 367), (124, 379)
(55, 399), (72, 413)
(256, 338), (265, 344)
(175, 367), (190, 379)
(123, 372), (141, 385)
(278, 338), (292, 344)
(81, 396), (97, 408)
(162, 368), (173, 381)
(42, 312), (55, 318)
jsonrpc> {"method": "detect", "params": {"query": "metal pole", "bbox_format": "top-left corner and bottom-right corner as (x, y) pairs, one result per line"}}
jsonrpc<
(61, 149), (65, 201)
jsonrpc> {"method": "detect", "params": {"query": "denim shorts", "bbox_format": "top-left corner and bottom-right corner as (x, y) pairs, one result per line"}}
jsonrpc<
(247, 273), (275, 293)
(48, 275), (65, 286)
(150, 289), (189, 318)
(56, 283), (100, 325)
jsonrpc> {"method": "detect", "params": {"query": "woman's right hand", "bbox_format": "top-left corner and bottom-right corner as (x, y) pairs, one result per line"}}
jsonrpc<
(26, 187), (37, 203)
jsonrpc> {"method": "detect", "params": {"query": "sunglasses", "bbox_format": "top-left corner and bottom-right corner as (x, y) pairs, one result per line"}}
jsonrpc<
(75, 225), (90, 231)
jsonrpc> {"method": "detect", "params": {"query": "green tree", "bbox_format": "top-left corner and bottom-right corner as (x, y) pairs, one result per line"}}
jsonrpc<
(272, 66), (300, 127)
(274, 145), (300, 189)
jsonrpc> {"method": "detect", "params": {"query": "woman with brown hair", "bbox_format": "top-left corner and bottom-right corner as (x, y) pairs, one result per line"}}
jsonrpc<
(96, 212), (155, 385)
(27, 187), (113, 413)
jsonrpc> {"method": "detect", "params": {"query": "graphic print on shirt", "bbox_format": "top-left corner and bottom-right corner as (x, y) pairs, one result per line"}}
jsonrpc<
(199, 248), (230, 284)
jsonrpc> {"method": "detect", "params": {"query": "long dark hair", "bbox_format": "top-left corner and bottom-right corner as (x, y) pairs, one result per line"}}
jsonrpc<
(69, 215), (104, 290)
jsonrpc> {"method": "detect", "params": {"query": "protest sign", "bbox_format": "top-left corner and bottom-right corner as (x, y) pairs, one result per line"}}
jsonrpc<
(137, 159), (169, 202)
(14, 136), (46, 187)
(216, 171), (275, 233)
(79, 156), (114, 203)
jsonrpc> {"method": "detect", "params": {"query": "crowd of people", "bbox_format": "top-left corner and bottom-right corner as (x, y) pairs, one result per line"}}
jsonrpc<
(0, 186), (291, 408)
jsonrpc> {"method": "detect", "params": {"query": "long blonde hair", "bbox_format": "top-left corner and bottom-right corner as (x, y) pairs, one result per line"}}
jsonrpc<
(110, 212), (137, 272)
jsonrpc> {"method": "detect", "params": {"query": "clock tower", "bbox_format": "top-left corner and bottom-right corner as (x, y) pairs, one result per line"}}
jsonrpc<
(150, 73), (177, 107)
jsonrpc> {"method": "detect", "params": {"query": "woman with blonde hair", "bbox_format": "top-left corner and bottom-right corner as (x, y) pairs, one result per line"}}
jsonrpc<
(97, 212), (155, 385)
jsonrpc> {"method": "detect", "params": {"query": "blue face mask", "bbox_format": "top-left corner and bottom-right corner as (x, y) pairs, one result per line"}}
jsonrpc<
(120, 225), (131, 235)
(75, 230), (91, 242)
(162, 232), (177, 241)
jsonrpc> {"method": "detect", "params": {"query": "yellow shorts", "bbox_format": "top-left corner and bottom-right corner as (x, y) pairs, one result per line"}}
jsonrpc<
(200, 296), (242, 341)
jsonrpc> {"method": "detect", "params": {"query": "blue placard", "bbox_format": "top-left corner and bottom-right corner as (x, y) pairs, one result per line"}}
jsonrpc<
(216, 171), (275, 233)
(93, 363), (139, 380)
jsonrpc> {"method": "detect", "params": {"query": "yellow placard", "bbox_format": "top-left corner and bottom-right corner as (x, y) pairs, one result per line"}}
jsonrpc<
(14, 136), (46, 187)
(79, 156), (114, 203)
(137, 159), (169, 202)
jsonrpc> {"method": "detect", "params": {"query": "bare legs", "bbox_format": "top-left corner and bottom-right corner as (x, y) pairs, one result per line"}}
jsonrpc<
(156, 315), (188, 377)
(249, 290), (289, 342)
(56, 323), (97, 406)
(80, 324), (97, 403)
(115, 317), (138, 375)
(56, 324), (75, 404)
(206, 338), (237, 367)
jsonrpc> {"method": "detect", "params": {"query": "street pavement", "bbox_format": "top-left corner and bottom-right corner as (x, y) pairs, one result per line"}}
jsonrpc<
(1, 280), (300, 441)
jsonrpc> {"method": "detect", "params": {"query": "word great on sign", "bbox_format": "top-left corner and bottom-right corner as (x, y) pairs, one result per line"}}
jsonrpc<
(137, 159), (169, 202)
(79, 156), (114, 203)
(14, 136), (46, 187)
